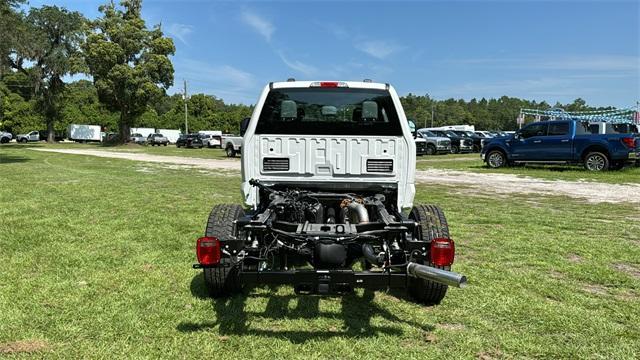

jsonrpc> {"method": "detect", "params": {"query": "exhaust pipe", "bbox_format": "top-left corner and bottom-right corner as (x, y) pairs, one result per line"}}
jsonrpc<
(407, 262), (467, 288)
(347, 202), (369, 224)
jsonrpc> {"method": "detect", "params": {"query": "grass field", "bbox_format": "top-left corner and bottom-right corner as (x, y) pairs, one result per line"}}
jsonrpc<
(1, 146), (639, 358)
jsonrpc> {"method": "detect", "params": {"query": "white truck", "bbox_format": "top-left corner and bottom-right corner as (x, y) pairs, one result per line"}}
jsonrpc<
(198, 130), (222, 148)
(193, 80), (466, 306)
(222, 133), (243, 157)
(15, 131), (41, 143)
(67, 124), (102, 142)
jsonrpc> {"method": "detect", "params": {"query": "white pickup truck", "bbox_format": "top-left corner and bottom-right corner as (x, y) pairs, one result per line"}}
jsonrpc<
(193, 80), (466, 306)
(222, 132), (243, 157)
(15, 131), (41, 143)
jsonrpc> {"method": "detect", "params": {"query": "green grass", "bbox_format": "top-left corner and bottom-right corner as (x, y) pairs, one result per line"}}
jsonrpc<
(1, 146), (639, 358)
(417, 154), (640, 184)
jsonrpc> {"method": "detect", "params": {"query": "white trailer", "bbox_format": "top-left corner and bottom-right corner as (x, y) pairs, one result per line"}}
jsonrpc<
(131, 127), (155, 138)
(67, 124), (102, 142)
(157, 129), (181, 143)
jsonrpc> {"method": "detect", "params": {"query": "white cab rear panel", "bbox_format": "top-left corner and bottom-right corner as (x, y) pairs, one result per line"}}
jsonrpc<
(240, 81), (416, 210)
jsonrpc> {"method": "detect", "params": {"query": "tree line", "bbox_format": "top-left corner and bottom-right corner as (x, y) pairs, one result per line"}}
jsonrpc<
(0, 0), (612, 141)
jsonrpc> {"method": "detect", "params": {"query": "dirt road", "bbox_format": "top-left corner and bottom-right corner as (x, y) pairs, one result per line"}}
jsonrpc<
(33, 148), (639, 204)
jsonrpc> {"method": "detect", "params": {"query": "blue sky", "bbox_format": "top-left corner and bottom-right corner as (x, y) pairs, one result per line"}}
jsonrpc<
(30, 0), (640, 107)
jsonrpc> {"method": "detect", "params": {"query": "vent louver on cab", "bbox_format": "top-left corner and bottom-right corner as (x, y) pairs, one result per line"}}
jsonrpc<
(366, 159), (393, 173)
(263, 157), (289, 171)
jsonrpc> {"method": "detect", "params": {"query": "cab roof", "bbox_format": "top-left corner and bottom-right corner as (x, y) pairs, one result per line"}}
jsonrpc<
(269, 80), (389, 90)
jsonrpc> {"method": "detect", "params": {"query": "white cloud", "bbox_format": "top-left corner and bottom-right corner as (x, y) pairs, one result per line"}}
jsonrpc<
(241, 10), (275, 42)
(166, 23), (193, 45)
(173, 59), (257, 103)
(356, 40), (404, 59)
(278, 52), (318, 77)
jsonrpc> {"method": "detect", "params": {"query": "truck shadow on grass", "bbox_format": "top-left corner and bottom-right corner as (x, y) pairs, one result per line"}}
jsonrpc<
(177, 274), (434, 343)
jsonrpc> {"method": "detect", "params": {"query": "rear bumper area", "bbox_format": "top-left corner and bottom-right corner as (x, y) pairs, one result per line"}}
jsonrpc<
(240, 269), (409, 294)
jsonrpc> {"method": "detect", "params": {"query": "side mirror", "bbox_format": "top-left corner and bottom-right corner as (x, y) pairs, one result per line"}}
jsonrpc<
(240, 117), (250, 137)
(407, 119), (417, 138)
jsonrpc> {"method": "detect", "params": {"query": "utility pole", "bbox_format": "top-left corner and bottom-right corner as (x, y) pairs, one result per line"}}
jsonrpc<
(183, 79), (189, 134)
(431, 103), (434, 128)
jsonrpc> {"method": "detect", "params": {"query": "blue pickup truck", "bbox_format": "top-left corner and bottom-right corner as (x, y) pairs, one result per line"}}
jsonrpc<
(481, 120), (639, 171)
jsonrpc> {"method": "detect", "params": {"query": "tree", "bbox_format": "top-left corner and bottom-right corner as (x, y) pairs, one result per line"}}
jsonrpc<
(83, 0), (175, 142)
(4, 5), (85, 142)
(0, 0), (28, 76)
(27, 6), (85, 142)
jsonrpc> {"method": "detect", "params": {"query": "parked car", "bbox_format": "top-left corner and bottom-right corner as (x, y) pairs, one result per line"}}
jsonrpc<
(451, 130), (483, 152)
(147, 133), (169, 146)
(428, 129), (473, 153)
(222, 134), (243, 157)
(15, 131), (41, 143)
(481, 120), (639, 171)
(0, 131), (12, 143)
(417, 130), (451, 155)
(199, 133), (222, 148)
(130, 133), (146, 144)
(176, 133), (204, 148)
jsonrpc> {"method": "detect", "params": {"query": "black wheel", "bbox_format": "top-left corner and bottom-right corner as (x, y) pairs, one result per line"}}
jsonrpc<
(408, 204), (450, 305)
(583, 151), (609, 171)
(426, 144), (436, 155)
(20, 138), (27, 143)
(0, 137), (8, 144)
(450, 145), (459, 154)
(473, 144), (481, 152)
(203, 204), (246, 297)
(163, 143), (167, 146)
(486, 150), (507, 168)
(226, 146), (236, 157)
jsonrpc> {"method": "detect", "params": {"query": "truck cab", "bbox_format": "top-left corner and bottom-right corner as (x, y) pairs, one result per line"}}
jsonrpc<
(481, 120), (639, 170)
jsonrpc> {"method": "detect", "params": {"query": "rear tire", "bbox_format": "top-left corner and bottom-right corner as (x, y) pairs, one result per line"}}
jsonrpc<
(408, 204), (450, 305)
(450, 145), (459, 154)
(583, 151), (609, 171)
(226, 145), (236, 157)
(20, 138), (27, 143)
(203, 204), (246, 297)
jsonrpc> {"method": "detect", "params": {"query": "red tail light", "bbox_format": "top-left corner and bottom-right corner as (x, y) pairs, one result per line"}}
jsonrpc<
(621, 137), (636, 149)
(196, 236), (221, 265)
(430, 238), (455, 266)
